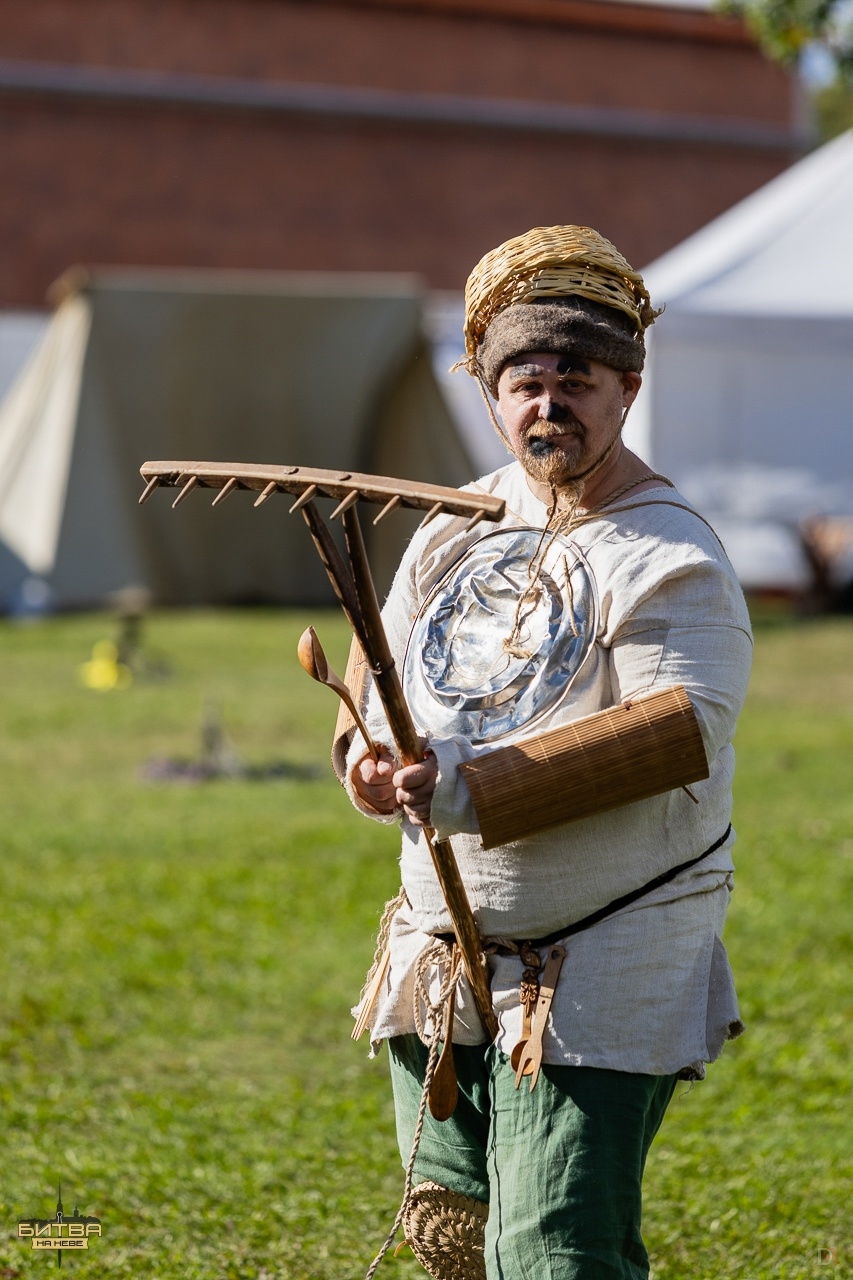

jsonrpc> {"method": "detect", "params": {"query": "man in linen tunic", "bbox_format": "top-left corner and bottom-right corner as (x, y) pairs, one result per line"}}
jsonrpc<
(345, 226), (753, 1280)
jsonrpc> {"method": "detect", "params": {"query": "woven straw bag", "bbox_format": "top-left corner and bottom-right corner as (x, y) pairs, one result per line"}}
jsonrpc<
(402, 1181), (487, 1280)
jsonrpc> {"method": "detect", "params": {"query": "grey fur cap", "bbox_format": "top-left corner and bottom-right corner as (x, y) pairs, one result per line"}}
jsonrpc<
(477, 296), (645, 394)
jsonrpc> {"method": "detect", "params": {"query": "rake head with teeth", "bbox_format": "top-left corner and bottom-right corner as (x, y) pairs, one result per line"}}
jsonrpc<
(138, 460), (504, 532)
(137, 457), (504, 1040)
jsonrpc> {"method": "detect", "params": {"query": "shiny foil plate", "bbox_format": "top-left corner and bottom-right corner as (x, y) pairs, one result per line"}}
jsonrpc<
(403, 527), (599, 745)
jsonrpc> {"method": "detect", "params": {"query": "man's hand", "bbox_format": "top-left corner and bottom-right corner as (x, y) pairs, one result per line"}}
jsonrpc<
(352, 749), (399, 814)
(393, 751), (438, 827)
(351, 747), (439, 825)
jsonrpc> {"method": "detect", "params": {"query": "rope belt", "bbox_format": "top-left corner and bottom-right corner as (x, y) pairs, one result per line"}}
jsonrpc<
(434, 824), (733, 955)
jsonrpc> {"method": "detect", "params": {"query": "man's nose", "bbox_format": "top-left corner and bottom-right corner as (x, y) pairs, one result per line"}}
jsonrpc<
(543, 399), (570, 423)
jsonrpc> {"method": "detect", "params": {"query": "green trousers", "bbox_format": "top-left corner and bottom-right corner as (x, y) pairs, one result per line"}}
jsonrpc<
(389, 1035), (677, 1280)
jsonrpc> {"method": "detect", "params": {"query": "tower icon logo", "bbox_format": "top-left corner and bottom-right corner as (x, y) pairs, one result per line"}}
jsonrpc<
(18, 1186), (102, 1268)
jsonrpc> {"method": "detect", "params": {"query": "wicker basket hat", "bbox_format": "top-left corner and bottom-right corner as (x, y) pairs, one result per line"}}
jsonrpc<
(462, 225), (660, 393)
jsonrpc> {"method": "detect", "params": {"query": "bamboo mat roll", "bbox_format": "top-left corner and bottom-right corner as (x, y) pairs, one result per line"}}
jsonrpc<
(459, 685), (709, 849)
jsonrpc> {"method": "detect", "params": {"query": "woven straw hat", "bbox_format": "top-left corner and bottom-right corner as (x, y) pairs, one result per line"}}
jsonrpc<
(462, 225), (659, 361)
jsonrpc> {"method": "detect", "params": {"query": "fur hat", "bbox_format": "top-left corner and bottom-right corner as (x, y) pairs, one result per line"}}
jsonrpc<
(477, 296), (644, 394)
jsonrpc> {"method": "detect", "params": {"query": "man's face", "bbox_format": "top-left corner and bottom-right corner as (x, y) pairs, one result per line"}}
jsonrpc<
(495, 351), (641, 488)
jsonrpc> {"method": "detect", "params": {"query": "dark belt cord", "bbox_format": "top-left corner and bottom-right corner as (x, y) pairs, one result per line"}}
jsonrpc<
(435, 824), (733, 953)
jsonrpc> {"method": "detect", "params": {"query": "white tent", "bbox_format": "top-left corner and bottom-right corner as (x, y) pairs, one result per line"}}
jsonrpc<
(625, 129), (853, 590)
(0, 269), (474, 609)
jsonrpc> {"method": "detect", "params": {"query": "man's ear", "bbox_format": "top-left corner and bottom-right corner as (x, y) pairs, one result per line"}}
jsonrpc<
(620, 371), (642, 408)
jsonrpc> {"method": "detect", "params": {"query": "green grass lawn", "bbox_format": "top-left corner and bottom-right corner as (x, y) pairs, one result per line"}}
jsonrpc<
(0, 608), (850, 1279)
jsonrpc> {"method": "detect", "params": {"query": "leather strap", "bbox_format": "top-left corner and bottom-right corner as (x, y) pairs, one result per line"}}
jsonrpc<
(435, 824), (732, 953)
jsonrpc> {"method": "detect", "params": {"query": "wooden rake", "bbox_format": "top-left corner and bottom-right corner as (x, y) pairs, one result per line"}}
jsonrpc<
(139, 459), (504, 1039)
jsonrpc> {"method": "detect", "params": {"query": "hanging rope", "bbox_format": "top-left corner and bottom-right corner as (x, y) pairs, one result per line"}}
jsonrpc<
(498, 408), (631, 660)
(365, 942), (463, 1280)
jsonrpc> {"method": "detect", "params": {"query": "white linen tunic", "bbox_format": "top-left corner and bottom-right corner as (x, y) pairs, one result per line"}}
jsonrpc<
(346, 464), (753, 1078)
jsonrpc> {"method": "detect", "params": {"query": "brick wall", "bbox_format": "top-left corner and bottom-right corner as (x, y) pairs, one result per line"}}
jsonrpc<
(0, 0), (800, 305)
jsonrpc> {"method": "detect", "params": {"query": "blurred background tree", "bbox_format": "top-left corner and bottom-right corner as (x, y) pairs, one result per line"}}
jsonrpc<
(813, 69), (853, 134)
(721, 0), (853, 136)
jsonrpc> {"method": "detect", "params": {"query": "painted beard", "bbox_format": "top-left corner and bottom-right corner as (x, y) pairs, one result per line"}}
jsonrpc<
(515, 418), (587, 487)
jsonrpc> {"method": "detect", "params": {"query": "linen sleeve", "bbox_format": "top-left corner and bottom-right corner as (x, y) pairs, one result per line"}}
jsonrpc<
(608, 559), (753, 764)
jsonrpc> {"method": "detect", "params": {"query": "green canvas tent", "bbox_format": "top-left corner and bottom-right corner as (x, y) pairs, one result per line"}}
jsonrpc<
(0, 268), (473, 607)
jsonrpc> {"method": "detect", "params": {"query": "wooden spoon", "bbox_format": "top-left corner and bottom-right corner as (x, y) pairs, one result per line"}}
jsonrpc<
(510, 1013), (532, 1073)
(297, 626), (380, 761)
(428, 984), (458, 1121)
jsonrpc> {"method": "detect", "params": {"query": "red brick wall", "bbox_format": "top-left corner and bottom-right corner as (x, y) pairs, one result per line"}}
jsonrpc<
(0, 0), (799, 305)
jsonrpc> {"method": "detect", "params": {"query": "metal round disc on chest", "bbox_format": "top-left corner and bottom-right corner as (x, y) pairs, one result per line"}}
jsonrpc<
(403, 527), (599, 745)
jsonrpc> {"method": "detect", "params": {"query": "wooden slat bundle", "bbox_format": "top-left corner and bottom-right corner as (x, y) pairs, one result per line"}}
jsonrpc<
(459, 685), (709, 849)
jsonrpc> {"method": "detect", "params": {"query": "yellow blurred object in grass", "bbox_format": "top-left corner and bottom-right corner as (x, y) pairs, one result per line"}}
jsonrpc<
(79, 639), (132, 691)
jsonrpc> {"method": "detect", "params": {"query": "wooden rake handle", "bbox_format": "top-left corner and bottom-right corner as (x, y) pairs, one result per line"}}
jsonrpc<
(340, 506), (498, 1038)
(301, 501), (498, 1039)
